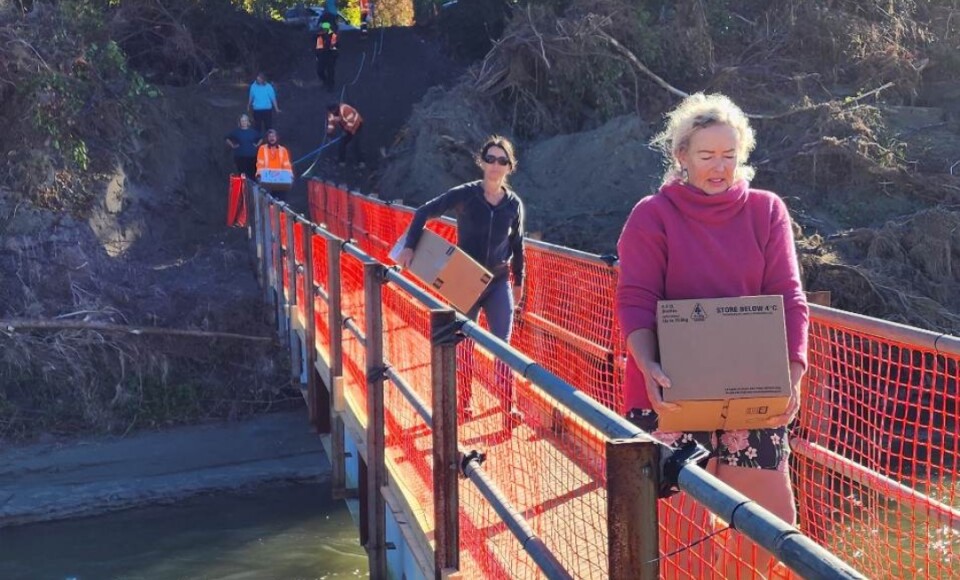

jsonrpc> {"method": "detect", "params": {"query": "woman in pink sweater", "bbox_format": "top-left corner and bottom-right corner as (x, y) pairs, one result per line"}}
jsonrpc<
(616, 93), (809, 577)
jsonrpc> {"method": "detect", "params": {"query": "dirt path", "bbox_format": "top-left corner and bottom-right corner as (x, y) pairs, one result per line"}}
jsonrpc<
(262, 27), (464, 212)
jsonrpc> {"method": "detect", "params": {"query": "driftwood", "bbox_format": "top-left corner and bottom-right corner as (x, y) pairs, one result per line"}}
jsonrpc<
(0, 319), (274, 342)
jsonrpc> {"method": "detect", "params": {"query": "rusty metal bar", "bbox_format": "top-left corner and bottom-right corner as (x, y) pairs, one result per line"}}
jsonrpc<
(270, 200), (288, 346)
(606, 437), (659, 580)
(363, 260), (387, 579)
(285, 209), (301, 381)
(257, 193), (273, 311)
(326, 233), (347, 498)
(431, 309), (459, 576)
(302, 227), (328, 433)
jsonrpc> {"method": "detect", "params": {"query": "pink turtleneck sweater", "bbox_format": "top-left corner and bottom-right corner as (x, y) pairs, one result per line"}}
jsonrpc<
(616, 180), (809, 413)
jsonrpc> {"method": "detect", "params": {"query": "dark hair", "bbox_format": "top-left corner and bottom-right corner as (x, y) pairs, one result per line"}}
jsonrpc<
(266, 128), (278, 139)
(476, 135), (518, 171)
(327, 103), (340, 114)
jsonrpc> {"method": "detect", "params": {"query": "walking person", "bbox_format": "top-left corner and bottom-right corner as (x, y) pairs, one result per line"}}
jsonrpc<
(326, 102), (365, 167)
(315, 22), (338, 91)
(255, 129), (294, 201)
(616, 93), (809, 578)
(397, 136), (526, 429)
(247, 72), (281, 134)
(225, 113), (260, 179)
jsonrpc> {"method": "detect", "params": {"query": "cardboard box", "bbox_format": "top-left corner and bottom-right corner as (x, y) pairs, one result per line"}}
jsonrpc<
(656, 295), (792, 432)
(391, 229), (493, 313)
(258, 169), (294, 192)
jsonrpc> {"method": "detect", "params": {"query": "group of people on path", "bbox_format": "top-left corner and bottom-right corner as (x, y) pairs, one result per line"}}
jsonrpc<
(225, 72), (291, 196)
(398, 93), (808, 578)
(225, 67), (366, 200)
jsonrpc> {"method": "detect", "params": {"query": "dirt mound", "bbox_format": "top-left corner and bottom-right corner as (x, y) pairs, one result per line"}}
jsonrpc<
(511, 115), (659, 251)
(803, 208), (960, 332)
(381, 95), (659, 252)
(377, 83), (501, 201)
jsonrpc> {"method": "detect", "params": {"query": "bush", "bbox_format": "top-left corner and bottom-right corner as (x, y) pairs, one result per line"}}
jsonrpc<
(375, 0), (415, 26)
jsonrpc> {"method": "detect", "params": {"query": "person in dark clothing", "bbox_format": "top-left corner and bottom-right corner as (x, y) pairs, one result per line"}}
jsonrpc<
(225, 113), (261, 179)
(315, 22), (338, 91)
(318, 8), (339, 32)
(397, 136), (525, 428)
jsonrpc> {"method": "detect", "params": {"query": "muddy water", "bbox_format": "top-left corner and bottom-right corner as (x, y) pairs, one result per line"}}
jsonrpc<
(0, 482), (368, 579)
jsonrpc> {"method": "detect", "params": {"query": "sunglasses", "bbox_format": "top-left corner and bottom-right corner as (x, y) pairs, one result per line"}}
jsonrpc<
(483, 154), (511, 167)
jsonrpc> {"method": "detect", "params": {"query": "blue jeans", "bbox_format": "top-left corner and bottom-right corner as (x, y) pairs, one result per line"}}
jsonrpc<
(466, 277), (514, 341)
(461, 278), (515, 412)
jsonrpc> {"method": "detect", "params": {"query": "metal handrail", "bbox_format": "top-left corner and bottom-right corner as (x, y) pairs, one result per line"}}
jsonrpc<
(808, 303), (960, 356)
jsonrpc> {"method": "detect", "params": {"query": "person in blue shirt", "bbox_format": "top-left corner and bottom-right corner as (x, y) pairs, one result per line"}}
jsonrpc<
(247, 72), (281, 134)
(224, 113), (261, 179)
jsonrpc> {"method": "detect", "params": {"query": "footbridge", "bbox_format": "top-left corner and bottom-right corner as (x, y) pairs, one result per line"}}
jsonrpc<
(235, 176), (960, 579)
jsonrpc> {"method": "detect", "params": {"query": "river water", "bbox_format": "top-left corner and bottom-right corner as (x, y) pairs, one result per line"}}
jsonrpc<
(0, 482), (368, 579)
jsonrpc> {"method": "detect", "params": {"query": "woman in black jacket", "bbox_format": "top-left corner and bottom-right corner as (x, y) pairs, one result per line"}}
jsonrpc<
(398, 136), (525, 424)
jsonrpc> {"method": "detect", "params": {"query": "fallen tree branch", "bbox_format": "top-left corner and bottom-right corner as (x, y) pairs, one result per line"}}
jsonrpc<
(594, 29), (690, 99)
(0, 320), (274, 342)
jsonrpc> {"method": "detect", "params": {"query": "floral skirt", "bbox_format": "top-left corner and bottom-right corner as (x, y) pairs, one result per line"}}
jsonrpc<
(626, 408), (790, 471)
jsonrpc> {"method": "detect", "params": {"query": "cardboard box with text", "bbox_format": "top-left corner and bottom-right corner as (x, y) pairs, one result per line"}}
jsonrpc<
(391, 229), (493, 313)
(657, 295), (792, 432)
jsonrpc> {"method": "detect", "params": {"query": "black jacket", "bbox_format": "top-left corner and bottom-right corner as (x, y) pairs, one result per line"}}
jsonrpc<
(405, 181), (525, 285)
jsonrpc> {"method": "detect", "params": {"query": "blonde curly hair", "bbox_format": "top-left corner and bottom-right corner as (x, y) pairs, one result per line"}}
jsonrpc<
(651, 93), (756, 185)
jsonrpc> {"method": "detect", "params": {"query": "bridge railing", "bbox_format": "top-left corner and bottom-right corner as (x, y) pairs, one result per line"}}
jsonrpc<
(243, 177), (904, 578)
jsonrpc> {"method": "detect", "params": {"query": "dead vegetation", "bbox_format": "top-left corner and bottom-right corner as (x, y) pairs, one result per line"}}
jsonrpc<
(0, 213), (294, 442)
(0, 0), (300, 212)
(0, 1), (303, 442)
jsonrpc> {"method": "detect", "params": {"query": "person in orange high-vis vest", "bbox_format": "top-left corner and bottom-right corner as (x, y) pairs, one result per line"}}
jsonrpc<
(315, 22), (338, 91)
(256, 129), (295, 199)
(326, 102), (365, 168)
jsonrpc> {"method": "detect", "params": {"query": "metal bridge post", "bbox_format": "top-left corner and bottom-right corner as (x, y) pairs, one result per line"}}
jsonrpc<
(327, 238), (347, 497)
(363, 261), (387, 579)
(244, 179), (255, 251)
(606, 437), (660, 580)
(250, 185), (262, 282)
(303, 227), (329, 432)
(430, 308), (460, 577)
(285, 211), (301, 382)
(273, 206), (289, 347)
(342, 183), (354, 241)
(257, 194), (273, 312)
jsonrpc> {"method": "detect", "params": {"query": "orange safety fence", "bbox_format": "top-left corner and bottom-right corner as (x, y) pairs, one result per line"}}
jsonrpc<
(293, 220), (306, 309)
(287, 180), (960, 578)
(340, 249), (368, 424)
(311, 232), (333, 367)
(380, 281), (437, 542)
(795, 319), (960, 578)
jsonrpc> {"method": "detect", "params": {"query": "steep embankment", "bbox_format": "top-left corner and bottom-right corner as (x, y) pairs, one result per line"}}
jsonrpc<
(0, 1), (461, 442)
